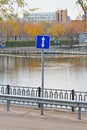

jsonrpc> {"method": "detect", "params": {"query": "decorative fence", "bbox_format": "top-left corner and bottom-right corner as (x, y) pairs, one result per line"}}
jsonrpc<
(0, 84), (87, 112)
(0, 84), (87, 101)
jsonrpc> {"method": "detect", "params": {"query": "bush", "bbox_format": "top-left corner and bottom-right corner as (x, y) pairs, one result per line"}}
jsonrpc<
(6, 39), (77, 47)
(6, 40), (35, 47)
(51, 39), (77, 46)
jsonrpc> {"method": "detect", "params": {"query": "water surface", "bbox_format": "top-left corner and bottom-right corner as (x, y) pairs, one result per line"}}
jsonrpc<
(0, 56), (87, 91)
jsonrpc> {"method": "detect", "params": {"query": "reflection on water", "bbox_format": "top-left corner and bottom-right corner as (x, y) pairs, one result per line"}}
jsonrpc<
(0, 56), (87, 91)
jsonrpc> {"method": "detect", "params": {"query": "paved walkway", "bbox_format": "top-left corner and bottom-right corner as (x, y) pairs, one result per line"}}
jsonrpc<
(0, 104), (87, 130)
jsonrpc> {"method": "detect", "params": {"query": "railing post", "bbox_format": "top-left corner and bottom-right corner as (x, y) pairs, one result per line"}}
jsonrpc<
(6, 84), (10, 111)
(72, 89), (74, 112)
(7, 84), (10, 94)
(78, 106), (81, 120)
(38, 87), (41, 108)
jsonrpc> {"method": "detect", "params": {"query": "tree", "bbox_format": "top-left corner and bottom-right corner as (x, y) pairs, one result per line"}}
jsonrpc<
(0, 20), (6, 37)
(76, 0), (87, 20)
(24, 22), (44, 39)
(6, 19), (20, 40)
(64, 20), (87, 44)
(39, 21), (51, 34)
(47, 24), (65, 39)
(0, 0), (28, 20)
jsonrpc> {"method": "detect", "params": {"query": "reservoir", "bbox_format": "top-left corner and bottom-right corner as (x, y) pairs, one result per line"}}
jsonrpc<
(0, 56), (87, 91)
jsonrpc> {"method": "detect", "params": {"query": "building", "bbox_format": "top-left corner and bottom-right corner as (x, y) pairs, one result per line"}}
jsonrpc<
(55, 9), (69, 24)
(23, 9), (70, 24)
(25, 12), (55, 23)
(78, 32), (87, 44)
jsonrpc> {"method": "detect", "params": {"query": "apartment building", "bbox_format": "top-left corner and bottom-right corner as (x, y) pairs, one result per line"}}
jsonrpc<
(26, 12), (56, 23)
(24, 9), (70, 24)
(55, 9), (69, 23)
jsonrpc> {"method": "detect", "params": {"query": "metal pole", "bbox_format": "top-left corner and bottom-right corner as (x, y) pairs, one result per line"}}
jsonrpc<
(7, 99), (10, 111)
(72, 89), (74, 112)
(78, 106), (81, 120)
(38, 87), (41, 108)
(7, 84), (10, 94)
(41, 49), (44, 115)
(7, 84), (10, 111)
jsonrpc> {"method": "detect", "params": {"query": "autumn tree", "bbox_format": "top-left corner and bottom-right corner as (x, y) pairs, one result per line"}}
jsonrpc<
(18, 21), (28, 40)
(0, 20), (6, 38)
(24, 22), (44, 39)
(47, 23), (65, 39)
(6, 19), (20, 40)
(76, 0), (87, 20)
(38, 21), (51, 34)
(0, 0), (28, 20)
(65, 20), (87, 44)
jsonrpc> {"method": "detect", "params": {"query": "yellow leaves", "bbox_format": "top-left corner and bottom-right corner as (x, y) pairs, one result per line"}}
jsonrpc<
(0, 0), (9, 4)
(0, 0), (28, 19)
(47, 24), (65, 37)
(16, 0), (25, 7)
(0, 20), (6, 34)
(76, 0), (87, 13)
(23, 22), (66, 38)
(24, 22), (43, 37)
(30, 8), (39, 12)
(0, 0), (25, 6)
(6, 19), (20, 37)
(1, 19), (86, 39)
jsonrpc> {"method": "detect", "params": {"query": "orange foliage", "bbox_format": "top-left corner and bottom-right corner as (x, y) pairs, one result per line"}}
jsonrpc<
(6, 20), (20, 37)
(47, 24), (65, 37)
(0, 19), (87, 39)
(24, 22), (44, 37)
(65, 20), (87, 33)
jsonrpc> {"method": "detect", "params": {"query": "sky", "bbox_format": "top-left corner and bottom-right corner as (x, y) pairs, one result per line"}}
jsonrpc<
(26, 0), (83, 20)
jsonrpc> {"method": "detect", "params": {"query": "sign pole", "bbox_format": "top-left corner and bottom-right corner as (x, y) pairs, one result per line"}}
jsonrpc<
(36, 35), (50, 115)
(41, 49), (44, 115)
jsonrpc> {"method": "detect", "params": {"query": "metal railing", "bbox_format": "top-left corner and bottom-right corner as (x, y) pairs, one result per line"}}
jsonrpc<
(0, 84), (87, 101)
(0, 94), (87, 120)
(1, 46), (87, 56)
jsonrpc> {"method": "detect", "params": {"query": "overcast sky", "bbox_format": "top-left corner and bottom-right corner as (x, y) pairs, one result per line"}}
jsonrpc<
(26, 0), (83, 20)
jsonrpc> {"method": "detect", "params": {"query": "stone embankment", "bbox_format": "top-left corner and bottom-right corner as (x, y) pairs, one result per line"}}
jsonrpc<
(0, 46), (87, 58)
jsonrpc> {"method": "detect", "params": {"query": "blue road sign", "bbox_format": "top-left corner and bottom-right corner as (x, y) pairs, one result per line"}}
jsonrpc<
(36, 35), (50, 49)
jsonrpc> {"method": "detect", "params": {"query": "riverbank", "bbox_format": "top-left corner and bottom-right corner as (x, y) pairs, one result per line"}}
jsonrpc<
(0, 52), (87, 59)
(0, 103), (87, 130)
(0, 46), (87, 58)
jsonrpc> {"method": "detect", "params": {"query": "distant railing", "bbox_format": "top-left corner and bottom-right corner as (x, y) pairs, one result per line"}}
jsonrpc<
(0, 46), (87, 56)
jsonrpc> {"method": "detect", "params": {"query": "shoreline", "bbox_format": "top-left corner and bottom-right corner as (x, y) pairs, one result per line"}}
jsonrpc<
(0, 53), (87, 59)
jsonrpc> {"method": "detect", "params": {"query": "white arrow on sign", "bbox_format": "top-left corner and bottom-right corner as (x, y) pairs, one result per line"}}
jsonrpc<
(41, 37), (45, 48)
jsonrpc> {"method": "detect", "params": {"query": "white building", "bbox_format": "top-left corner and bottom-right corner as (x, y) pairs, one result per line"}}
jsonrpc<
(24, 10), (70, 24)
(24, 12), (55, 23)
